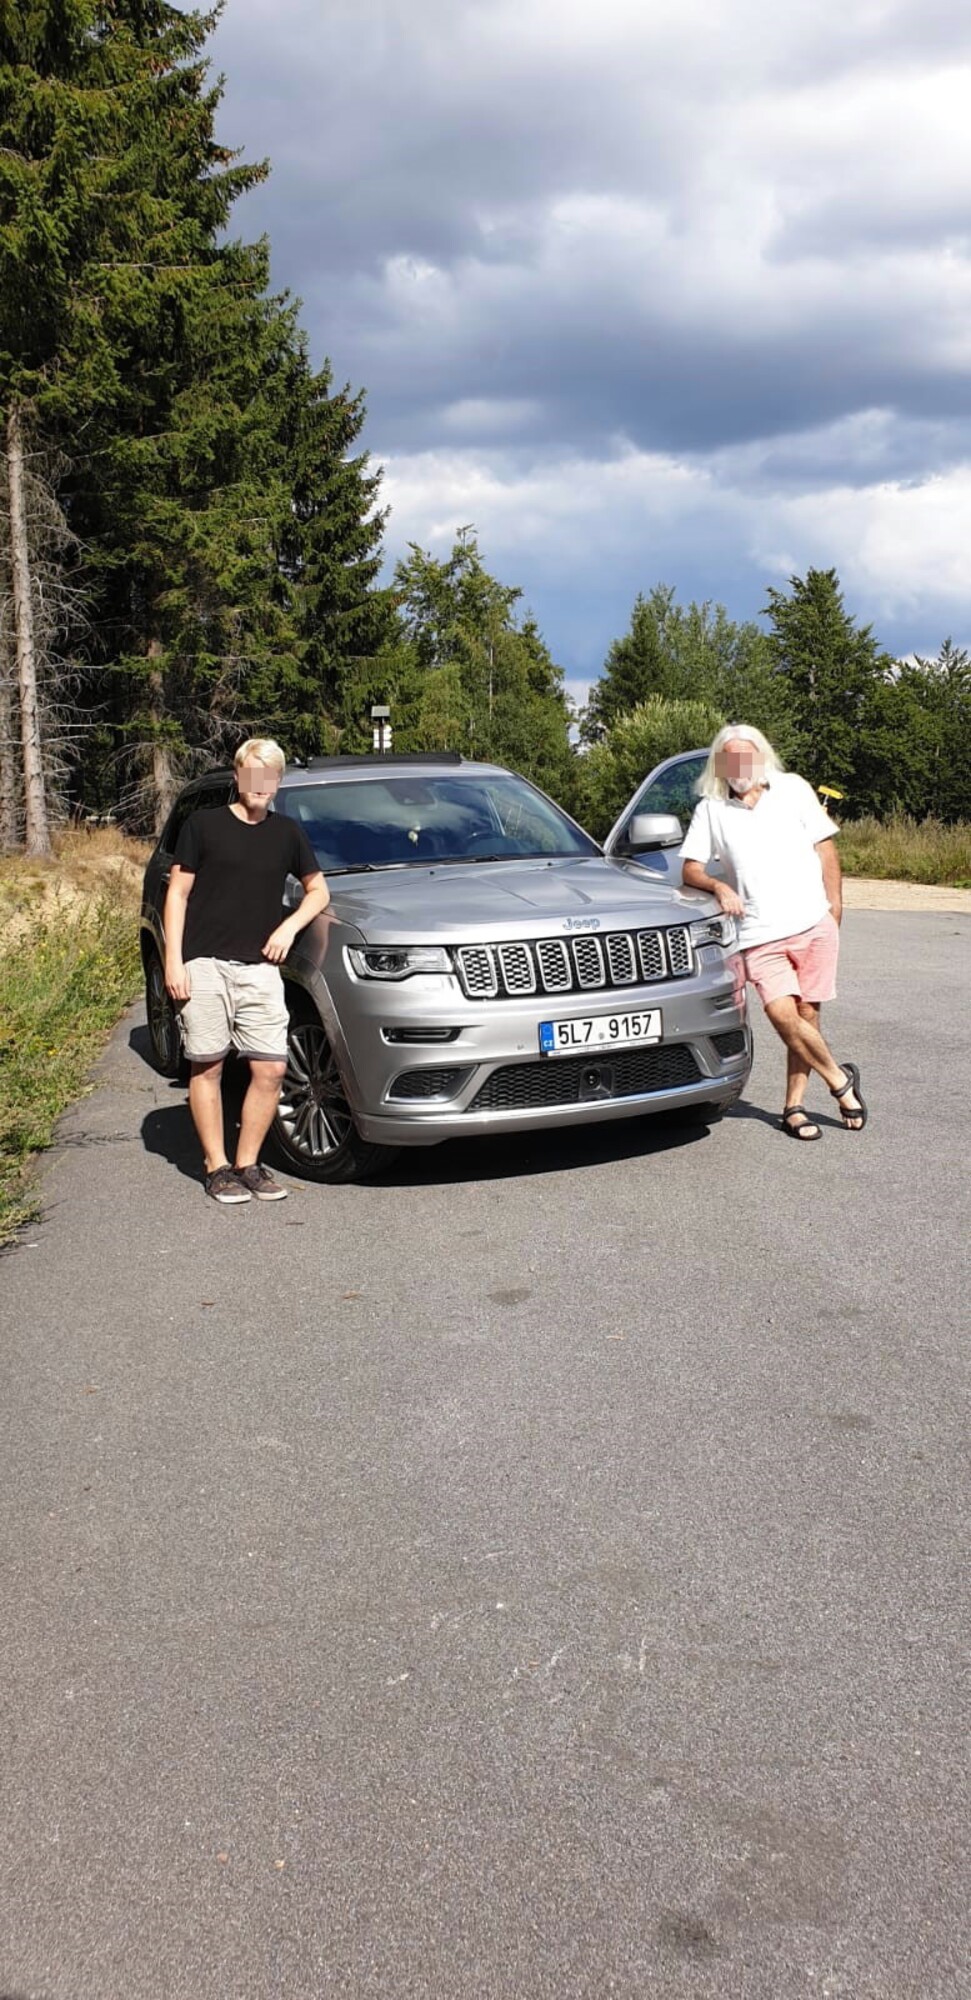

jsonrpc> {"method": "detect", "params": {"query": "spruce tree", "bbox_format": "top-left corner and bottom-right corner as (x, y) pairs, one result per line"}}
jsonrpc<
(380, 535), (574, 787)
(3, 1), (395, 830)
(764, 568), (888, 790)
(1, 0), (278, 827)
(582, 586), (795, 756)
(0, 0), (123, 849)
(268, 342), (395, 758)
(581, 589), (673, 742)
(66, 2), (288, 825)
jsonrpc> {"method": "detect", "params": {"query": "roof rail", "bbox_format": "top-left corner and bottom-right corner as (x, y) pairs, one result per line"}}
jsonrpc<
(295, 752), (465, 770)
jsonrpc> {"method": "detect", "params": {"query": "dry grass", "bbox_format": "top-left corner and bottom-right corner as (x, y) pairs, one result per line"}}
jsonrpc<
(0, 827), (147, 1244)
(838, 814), (971, 888)
(0, 824), (149, 942)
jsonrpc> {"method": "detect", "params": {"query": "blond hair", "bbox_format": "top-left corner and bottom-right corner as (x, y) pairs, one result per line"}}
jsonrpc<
(234, 737), (286, 776)
(697, 724), (784, 801)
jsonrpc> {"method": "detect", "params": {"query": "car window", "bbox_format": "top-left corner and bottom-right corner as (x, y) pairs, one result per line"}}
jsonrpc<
(633, 758), (706, 832)
(159, 793), (201, 853)
(159, 783), (232, 852)
(277, 774), (598, 872)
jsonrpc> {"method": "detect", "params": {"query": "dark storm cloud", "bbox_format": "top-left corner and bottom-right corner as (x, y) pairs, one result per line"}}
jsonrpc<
(208, 0), (971, 668)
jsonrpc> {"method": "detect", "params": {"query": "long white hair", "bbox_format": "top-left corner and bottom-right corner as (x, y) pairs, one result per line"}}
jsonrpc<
(697, 723), (784, 801)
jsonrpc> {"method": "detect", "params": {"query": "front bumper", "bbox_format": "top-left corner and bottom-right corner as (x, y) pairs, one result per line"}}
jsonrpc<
(306, 948), (752, 1148)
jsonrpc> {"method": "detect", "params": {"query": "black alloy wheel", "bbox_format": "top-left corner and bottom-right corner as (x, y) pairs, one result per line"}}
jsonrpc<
(272, 1006), (397, 1184)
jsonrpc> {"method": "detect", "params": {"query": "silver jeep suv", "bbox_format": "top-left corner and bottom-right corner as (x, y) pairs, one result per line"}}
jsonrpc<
(140, 754), (751, 1180)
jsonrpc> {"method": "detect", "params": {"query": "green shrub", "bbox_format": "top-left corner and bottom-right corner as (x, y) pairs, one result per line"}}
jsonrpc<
(576, 696), (725, 840)
(0, 897), (140, 1243)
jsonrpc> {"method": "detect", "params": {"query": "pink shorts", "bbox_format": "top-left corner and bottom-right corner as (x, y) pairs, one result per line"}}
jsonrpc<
(743, 913), (839, 1007)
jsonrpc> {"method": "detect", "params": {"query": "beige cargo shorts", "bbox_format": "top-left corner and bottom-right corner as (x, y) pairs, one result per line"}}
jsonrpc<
(178, 957), (289, 1063)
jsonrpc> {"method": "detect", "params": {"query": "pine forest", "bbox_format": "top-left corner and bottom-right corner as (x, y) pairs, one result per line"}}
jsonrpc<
(2, 4), (968, 858)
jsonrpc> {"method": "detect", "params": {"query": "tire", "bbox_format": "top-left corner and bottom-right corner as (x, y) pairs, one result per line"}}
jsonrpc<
(145, 945), (186, 1079)
(271, 1003), (399, 1184)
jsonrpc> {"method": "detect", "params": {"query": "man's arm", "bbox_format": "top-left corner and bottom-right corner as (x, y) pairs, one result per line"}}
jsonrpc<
(817, 837), (842, 926)
(163, 868), (195, 1001)
(681, 858), (744, 918)
(262, 871), (330, 965)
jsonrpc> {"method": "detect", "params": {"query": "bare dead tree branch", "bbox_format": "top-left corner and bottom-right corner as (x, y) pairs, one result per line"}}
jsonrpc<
(0, 416), (91, 853)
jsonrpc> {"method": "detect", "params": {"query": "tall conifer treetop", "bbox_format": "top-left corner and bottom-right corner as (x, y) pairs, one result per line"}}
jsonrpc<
(764, 567), (889, 790)
(2, 0), (394, 830)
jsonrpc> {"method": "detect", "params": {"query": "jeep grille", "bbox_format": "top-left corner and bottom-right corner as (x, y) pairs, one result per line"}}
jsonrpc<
(454, 926), (692, 1001)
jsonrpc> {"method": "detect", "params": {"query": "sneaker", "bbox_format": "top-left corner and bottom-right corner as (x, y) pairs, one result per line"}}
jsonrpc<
(205, 1165), (251, 1204)
(234, 1162), (288, 1202)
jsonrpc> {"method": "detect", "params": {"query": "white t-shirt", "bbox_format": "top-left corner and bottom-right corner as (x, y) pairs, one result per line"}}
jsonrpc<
(680, 774), (839, 949)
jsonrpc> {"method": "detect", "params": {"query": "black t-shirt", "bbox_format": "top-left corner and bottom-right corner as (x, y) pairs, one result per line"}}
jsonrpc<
(174, 807), (319, 963)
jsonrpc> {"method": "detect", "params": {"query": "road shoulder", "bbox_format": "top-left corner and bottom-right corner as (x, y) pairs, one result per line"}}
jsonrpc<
(843, 876), (971, 912)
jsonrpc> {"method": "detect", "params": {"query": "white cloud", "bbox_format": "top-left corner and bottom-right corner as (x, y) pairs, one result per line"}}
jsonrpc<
(768, 469), (971, 616)
(381, 435), (971, 666)
(211, 0), (971, 668)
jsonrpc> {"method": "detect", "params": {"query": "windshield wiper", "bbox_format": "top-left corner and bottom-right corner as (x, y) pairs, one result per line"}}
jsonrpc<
(329, 851), (598, 874)
(426, 851), (531, 866)
(435, 851), (597, 865)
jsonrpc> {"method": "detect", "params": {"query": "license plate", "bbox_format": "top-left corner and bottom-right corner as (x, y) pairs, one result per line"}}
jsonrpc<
(538, 1009), (663, 1056)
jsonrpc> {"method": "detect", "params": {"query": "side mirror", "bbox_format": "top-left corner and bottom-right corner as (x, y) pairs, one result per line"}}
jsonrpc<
(627, 812), (683, 853)
(282, 872), (305, 910)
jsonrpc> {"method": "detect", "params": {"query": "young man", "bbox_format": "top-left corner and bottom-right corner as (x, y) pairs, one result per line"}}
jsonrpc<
(163, 738), (330, 1202)
(680, 724), (867, 1142)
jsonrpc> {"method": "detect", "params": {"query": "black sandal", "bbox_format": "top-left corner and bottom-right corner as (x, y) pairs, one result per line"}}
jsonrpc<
(781, 1104), (822, 1141)
(831, 1060), (867, 1130)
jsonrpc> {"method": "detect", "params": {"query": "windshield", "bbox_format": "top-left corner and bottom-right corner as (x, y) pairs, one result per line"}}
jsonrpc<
(277, 772), (599, 873)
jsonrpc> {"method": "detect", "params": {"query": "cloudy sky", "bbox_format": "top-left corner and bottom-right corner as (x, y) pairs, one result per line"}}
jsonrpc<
(210, 0), (971, 707)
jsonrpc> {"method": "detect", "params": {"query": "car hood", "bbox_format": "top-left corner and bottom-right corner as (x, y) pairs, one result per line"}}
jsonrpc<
(327, 854), (715, 944)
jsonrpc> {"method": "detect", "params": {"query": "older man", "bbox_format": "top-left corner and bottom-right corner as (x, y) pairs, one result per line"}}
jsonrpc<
(680, 724), (867, 1142)
(164, 737), (330, 1201)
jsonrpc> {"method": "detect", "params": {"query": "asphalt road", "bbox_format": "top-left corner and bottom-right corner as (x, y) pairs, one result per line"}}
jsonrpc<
(1, 910), (969, 2000)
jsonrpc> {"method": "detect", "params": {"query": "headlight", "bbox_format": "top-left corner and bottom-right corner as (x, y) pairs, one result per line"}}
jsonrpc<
(689, 914), (737, 949)
(346, 946), (454, 980)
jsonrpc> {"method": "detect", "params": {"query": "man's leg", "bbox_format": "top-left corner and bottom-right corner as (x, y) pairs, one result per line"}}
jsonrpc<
(763, 996), (863, 1127)
(784, 999), (818, 1110)
(231, 964), (290, 1179)
(235, 1059), (287, 1170)
(180, 962), (239, 1183)
(777, 1000), (822, 1139)
(188, 1059), (229, 1172)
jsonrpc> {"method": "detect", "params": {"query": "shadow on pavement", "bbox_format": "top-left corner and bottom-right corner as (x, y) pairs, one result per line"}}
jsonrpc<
(370, 1105), (717, 1188)
(140, 1073), (248, 1187)
(725, 1098), (850, 1133)
(129, 1019), (750, 1189)
(128, 1020), (191, 1085)
(723, 1099), (785, 1131)
(133, 1025), (247, 1185)
(140, 1103), (202, 1184)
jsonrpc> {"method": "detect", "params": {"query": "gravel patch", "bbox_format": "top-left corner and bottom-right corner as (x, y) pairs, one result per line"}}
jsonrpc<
(843, 876), (971, 912)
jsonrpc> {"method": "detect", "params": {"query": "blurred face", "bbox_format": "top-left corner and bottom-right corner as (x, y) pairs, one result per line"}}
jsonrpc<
(719, 737), (765, 795)
(236, 760), (281, 809)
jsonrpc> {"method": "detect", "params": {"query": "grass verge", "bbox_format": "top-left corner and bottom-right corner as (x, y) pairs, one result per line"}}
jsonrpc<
(0, 833), (145, 1248)
(838, 813), (971, 888)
